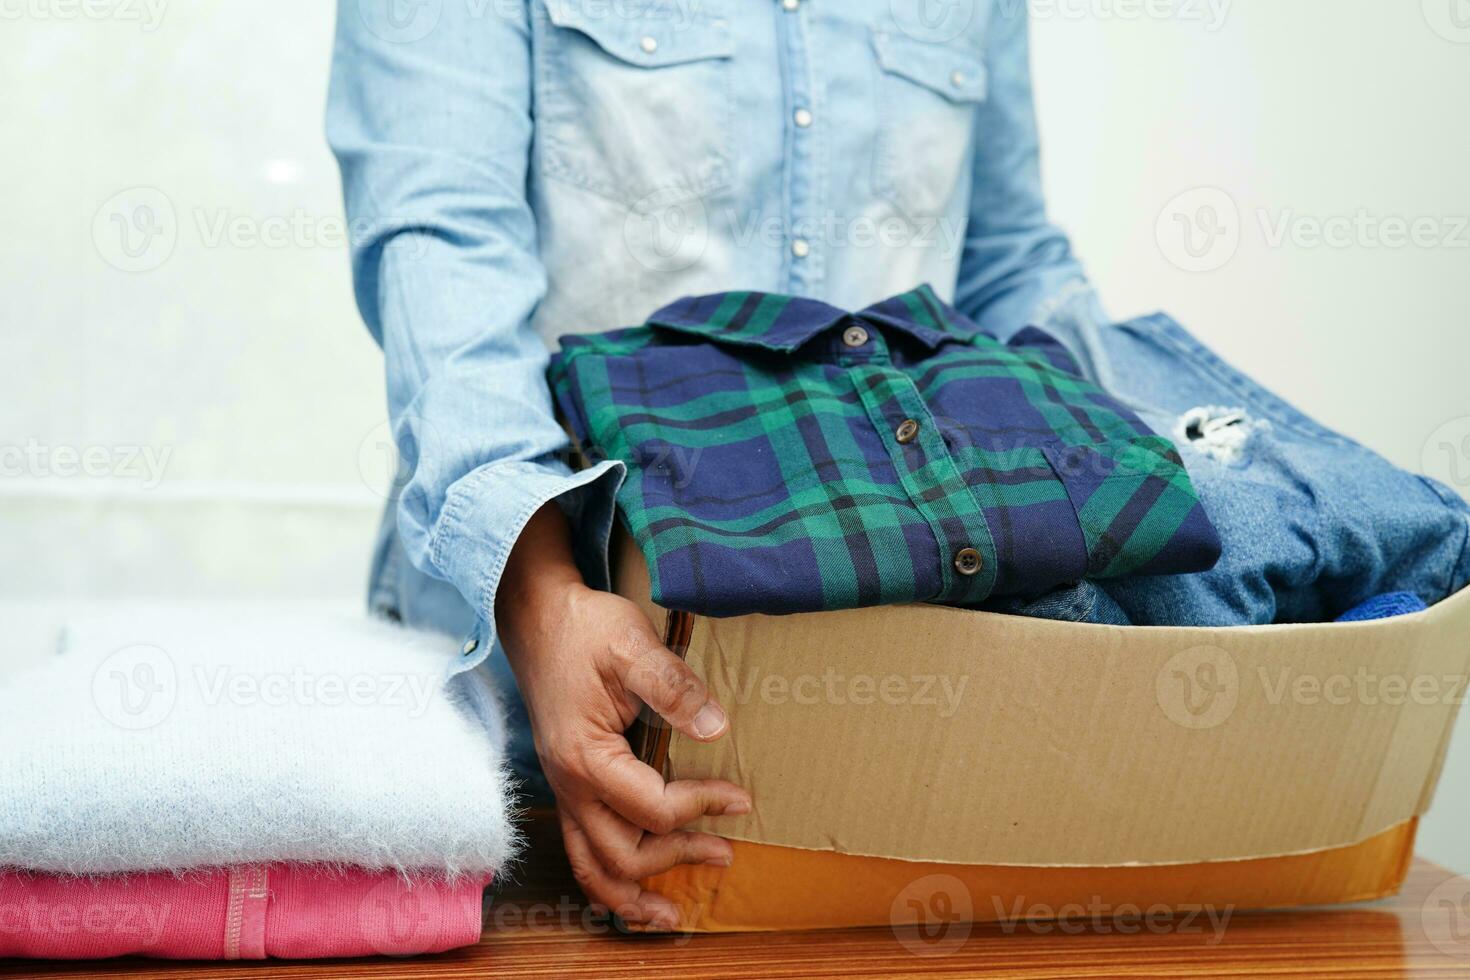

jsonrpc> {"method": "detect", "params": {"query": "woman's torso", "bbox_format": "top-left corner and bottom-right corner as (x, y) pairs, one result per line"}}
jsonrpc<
(526, 0), (997, 341)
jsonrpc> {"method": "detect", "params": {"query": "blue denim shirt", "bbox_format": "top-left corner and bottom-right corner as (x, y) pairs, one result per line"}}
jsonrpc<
(326, 0), (1107, 664)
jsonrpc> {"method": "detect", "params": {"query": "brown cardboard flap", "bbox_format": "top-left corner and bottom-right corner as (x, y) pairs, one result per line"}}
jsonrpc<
(615, 539), (1470, 867)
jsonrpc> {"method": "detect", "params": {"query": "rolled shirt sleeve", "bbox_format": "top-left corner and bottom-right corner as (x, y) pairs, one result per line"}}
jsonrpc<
(326, 0), (622, 665)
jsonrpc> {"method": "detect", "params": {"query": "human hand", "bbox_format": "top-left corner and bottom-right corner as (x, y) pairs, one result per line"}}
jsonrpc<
(497, 505), (750, 929)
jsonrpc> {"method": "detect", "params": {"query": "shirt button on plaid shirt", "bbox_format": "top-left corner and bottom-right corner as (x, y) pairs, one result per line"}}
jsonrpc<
(549, 285), (1221, 617)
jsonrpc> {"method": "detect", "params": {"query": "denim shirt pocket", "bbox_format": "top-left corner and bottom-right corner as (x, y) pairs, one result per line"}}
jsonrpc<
(534, 0), (735, 209)
(870, 26), (988, 219)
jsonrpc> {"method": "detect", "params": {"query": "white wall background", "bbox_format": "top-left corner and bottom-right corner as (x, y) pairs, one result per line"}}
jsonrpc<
(2, 1), (1467, 871)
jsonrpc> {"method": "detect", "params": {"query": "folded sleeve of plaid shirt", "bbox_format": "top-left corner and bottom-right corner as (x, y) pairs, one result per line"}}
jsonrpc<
(548, 286), (1221, 617)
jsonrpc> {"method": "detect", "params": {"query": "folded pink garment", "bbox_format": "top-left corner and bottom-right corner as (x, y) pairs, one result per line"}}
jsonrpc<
(0, 865), (489, 960)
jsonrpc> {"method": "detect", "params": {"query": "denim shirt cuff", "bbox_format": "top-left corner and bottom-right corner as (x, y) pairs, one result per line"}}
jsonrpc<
(430, 456), (625, 674)
(1028, 280), (1115, 388)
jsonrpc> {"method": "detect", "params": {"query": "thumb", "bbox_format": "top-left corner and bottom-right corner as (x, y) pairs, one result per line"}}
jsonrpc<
(615, 621), (729, 742)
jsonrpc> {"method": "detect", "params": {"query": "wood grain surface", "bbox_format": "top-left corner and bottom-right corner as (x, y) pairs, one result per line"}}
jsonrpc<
(5, 810), (1468, 979)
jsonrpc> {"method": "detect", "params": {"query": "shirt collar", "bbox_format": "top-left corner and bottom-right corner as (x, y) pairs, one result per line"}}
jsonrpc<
(645, 284), (975, 352)
(854, 284), (971, 348)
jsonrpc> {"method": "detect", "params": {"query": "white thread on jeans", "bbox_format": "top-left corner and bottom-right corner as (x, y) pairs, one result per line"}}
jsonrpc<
(1176, 406), (1268, 466)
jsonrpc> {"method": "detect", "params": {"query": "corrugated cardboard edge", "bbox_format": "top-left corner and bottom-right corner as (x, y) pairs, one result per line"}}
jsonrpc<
(614, 537), (1470, 868)
(1416, 591), (1470, 816)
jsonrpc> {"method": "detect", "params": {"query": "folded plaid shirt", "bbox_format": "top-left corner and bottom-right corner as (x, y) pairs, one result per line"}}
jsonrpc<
(550, 286), (1221, 617)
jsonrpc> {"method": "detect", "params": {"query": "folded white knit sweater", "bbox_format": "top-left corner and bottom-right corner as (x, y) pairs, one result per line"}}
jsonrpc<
(0, 608), (517, 877)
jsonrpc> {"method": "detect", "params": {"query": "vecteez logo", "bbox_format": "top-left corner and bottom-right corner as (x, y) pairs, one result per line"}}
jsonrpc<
(91, 644), (178, 731)
(92, 187), (177, 273)
(1422, 417), (1470, 491)
(358, 0), (442, 43)
(889, 0), (977, 43)
(0, 0), (168, 31)
(1424, 874), (1470, 959)
(1155, 187), (1241, 274)
(622, 190), (710, 273)
(1422, 0), (1470, 43)
(1156, 645), (1239, 730)
(889, 874), (974, 957)
(1156, 187), (1468, 272)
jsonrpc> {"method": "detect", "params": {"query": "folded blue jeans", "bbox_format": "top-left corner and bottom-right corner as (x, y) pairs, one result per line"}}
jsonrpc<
(995, 312), (1470, 626)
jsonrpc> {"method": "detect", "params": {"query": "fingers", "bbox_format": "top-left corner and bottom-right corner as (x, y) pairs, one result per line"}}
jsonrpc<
(534, 597), (755, 931)
(578, 802), (734, 882)
(615, 622), (728, 741)
(559, 811), (681, 930)
(595, 745), (751, 835)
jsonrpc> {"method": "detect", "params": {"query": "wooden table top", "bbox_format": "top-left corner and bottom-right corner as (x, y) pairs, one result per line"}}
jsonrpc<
(6, 811), (1469, 980)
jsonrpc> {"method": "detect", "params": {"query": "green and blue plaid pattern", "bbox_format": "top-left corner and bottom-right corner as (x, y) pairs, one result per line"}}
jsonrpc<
(550, 286), (1221, 617)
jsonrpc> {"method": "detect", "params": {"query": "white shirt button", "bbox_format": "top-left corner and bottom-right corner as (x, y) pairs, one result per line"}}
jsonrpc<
(951, 70), (967, 87)
(791, 238), (810, 258)
(793, 107), (813, 128)
(640, 36), (658, 54)
(781, 0), (799, 10)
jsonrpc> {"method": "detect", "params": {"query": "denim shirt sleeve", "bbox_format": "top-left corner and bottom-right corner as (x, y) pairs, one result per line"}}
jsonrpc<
(325, 1), (623, 661)
(954, 2), (1111, 352)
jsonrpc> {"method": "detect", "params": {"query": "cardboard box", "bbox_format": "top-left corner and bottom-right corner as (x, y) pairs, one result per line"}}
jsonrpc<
(612, 538), (1470, 932)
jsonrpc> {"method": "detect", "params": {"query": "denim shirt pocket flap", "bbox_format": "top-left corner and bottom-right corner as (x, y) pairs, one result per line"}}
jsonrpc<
(871, 28), (988, 103)
(544, 1), (733, 67)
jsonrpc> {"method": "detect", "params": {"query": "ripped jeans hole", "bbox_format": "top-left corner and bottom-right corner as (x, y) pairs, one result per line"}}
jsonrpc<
(1176, 406), (1267, 466)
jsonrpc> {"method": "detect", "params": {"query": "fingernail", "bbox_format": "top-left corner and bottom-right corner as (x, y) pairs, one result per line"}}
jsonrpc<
(691, 702), (727, 739)
(653, 911), (682, 931)
(704, 854), (733, 868)
(723, 799), (751, 816)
